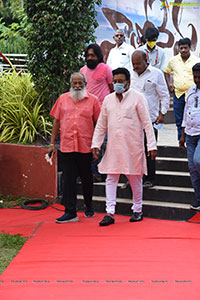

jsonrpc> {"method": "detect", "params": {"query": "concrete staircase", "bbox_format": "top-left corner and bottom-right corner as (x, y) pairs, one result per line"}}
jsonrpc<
(77, 145), (196, 221)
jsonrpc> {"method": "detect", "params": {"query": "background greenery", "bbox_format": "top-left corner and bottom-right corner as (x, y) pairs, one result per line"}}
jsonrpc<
(0, 70), (52, 143)
(0, 1), (28, 53)
(25, 0), (102, 109)
(0, 1), (102, 141)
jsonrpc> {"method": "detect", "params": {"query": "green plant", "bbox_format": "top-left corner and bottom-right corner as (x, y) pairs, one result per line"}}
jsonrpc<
(0, 0), (29, 53)
(0, 20), (27, 53)
(0, 194), (29, 208)
(0, 232), (27, 274)
(25, 0), (102, 109)
(0, 70), (52, 143)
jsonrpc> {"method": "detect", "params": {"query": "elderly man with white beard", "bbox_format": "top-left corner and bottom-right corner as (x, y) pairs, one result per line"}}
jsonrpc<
(48, 72), (101, 223)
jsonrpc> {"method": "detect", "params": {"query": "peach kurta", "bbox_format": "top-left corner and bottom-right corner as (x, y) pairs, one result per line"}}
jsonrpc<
(91, 89), (157, 175)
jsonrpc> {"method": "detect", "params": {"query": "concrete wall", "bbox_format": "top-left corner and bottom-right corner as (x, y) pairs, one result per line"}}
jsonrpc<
(0, 143), (57, 201)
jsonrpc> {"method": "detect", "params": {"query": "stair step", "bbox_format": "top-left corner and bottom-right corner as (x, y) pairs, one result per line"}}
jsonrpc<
(151, 185), (193, 192)
(76, 195), (196, 221)
(155, 171), (192, 187)
(158, 146), (187, 158)
(90, 182), (193, 192)
(78, 182), (195, 203)
(78, 194), (191, 209)
(157, 157), (187, 162)
(156, 170), (189, 176)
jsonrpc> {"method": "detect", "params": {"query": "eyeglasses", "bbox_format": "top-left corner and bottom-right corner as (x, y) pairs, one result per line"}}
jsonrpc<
(115, 34), (124, 38)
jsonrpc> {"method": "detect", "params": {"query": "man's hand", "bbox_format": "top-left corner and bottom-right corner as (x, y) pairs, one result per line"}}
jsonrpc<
(179, 134), (186, 150)
(179, 129), (186, 150)
(48, 144), (56, 157)
(92, 148), (100, 161)
(147, 149), (157, 160)
(168, 83), (175, 94)
(155, 113), (165, 124)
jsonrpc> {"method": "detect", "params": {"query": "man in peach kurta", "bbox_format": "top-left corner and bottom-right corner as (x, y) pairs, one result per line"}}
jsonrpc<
(92, 68), (157, 226)
(49, 72), (101, 223)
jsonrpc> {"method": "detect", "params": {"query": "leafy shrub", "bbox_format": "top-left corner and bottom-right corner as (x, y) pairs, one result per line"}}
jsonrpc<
(0, 5), (28, 54)
(0, 70), (52, 144)
(25, 0), (102, 109)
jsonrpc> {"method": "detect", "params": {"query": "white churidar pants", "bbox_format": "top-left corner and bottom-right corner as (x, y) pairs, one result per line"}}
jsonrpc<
(105, 174), (143, 215)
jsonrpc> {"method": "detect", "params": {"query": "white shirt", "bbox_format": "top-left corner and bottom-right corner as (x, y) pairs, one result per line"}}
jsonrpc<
(106, 42), (135, 74)
(130, 65), (170, 122)
(140, 45), (166, 71)
(182, 86), (200, 136)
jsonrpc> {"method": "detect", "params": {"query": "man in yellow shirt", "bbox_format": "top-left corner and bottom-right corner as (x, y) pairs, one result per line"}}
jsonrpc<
(164, 38), (200, 140)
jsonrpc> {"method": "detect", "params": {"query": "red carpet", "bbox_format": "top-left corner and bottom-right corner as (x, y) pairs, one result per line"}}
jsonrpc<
(0, 206), (200, 300)
(188, 212), (200, 223)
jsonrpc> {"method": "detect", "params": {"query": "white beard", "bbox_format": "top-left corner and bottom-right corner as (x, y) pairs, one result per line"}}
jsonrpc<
(70, 87), (87, 101)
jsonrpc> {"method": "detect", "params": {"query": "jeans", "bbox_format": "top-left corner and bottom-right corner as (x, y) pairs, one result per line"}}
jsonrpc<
(173, 93), (185, 140)
(186, 134), (200, 202)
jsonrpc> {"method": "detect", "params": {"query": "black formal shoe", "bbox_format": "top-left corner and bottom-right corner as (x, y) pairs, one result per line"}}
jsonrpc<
(99, 215), (115, 226)
(129, 212), (143, 222)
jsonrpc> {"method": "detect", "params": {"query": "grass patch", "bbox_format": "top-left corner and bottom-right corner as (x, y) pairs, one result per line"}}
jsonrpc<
(0, 232), (27, 274)
(0, 195), (29, 208)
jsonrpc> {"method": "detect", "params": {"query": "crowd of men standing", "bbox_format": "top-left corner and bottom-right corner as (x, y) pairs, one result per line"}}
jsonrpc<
(48, 27), (200, 226)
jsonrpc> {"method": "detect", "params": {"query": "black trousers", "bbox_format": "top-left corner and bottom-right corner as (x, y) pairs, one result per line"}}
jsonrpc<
(144, 127), (158, 183)
(61, 152), (93, 214)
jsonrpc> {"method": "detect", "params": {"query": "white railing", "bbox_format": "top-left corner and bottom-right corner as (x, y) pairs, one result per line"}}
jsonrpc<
(0, 53), (28, 73)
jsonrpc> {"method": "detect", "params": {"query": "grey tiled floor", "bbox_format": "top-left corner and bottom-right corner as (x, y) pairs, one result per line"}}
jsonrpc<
(157, 123), (179, 147)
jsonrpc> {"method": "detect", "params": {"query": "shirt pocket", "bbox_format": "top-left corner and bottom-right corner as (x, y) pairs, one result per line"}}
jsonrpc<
(120, 52), (128, 63)
(144, 80), (156, 93)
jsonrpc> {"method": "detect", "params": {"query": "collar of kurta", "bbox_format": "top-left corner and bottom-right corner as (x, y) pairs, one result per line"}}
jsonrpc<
(115, 89), (130, 101)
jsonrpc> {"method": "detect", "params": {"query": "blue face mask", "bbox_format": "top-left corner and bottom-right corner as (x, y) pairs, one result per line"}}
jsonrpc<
(114, 83), (126, 94)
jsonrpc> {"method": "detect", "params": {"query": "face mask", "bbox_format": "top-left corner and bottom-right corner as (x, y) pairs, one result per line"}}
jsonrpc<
(114, 83), (126, 94)
(86, 59), (98, 69)
(147, 41), (156, 49)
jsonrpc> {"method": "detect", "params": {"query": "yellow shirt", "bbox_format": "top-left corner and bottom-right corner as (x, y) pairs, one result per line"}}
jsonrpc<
(164, 53), (200, 98)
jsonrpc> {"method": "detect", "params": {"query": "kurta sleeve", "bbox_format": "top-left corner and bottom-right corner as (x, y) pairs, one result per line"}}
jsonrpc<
(136, 94), (157, 151)
(91, 99), (108, 149)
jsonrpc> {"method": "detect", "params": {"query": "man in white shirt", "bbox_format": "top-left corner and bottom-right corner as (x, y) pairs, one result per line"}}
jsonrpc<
(131, 50), (170, 187)
(106, 29), (135, 75)
(179, 63), (200, 210)
(140, 27), (166, 71)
